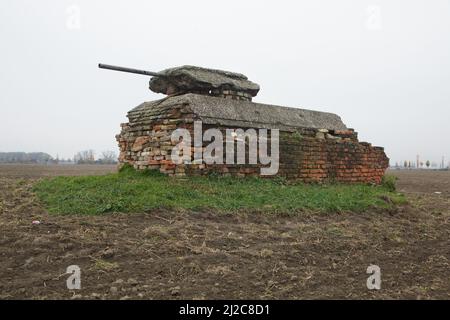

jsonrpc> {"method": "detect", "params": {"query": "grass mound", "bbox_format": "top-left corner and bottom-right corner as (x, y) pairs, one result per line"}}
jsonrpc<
(33, 166), (405, 215)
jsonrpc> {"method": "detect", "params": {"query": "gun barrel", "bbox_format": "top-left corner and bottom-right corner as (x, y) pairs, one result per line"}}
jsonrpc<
(98, 63), (166, 78)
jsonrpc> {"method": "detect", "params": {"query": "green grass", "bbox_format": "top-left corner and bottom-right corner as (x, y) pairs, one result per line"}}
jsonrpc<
(32, 166), (405, 215)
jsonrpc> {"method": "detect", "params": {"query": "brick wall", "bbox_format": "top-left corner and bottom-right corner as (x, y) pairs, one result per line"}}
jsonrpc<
(116, 103), (389, 183)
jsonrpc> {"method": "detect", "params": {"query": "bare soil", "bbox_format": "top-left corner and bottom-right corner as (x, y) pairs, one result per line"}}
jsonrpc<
(0, 165), (448, 299)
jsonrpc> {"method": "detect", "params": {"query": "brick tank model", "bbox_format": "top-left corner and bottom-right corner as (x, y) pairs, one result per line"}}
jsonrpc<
(100, 64), (389, 183)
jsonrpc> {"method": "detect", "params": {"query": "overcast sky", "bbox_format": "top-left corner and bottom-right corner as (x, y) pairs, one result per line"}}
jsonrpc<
(1, 0), (449, 165)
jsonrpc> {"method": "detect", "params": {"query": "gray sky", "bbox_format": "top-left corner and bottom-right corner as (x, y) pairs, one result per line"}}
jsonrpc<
(1, 0), (449, 166)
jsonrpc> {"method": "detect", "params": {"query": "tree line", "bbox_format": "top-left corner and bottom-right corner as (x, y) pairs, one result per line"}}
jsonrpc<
(73, 150), (117, 164)
(0, 152), (53, 163)
(0, 150), (117, 164)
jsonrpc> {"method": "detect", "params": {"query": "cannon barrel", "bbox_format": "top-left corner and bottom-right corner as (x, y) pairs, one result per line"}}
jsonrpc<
(98, 63), (167, 78)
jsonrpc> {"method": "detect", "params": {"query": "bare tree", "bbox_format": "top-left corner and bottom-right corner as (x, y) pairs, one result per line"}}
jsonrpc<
(99, 150), (117, 164)
(74, 150), (96, 164)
